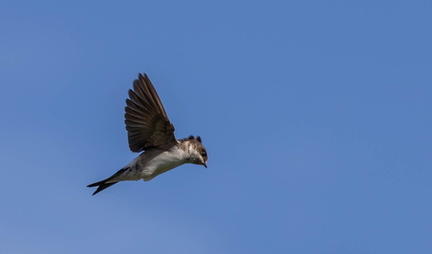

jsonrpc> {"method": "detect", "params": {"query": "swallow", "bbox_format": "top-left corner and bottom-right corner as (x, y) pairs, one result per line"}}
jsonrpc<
(88, 73), (208, 195)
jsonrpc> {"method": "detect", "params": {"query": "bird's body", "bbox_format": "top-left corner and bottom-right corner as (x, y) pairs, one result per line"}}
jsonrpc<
(88, 74), (208, 195)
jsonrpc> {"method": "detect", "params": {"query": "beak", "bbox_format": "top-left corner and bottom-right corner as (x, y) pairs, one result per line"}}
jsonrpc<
(204, 163), (207, 168)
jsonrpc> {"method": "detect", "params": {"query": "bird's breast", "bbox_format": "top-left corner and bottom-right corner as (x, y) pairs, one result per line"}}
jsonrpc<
(139, 147), (188, 180)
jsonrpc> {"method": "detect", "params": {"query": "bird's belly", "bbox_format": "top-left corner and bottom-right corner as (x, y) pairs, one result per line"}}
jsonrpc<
(141, 152), (186, 181)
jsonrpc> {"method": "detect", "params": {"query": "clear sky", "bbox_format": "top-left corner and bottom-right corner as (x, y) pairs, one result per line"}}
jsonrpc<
(1, 0), (431, 253)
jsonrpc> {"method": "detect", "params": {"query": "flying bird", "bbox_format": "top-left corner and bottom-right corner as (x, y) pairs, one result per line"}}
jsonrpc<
(88, 73), (208, 195)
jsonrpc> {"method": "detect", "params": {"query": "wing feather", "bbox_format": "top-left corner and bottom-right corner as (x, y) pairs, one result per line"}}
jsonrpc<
(124, 73), (177, 152)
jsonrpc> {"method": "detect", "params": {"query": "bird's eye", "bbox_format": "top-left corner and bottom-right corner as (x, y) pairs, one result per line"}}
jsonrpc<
(201, 151), (207, 156)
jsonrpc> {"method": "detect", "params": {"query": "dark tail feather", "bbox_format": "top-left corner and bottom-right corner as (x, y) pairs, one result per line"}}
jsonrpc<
(87, 168), (127, 195)
(87, 180), (118, 195)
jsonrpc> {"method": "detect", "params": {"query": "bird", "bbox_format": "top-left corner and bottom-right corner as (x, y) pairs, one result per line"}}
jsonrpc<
(87, 73), (208, 195)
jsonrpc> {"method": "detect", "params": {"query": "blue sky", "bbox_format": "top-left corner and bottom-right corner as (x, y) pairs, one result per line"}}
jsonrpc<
(1, 0), (432, 253)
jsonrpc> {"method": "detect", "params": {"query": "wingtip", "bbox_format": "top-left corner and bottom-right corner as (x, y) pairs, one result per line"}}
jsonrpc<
(138, 73), (149, 80)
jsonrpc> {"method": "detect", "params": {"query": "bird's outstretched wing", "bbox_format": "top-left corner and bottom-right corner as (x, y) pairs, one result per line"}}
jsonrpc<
(125, 73), (177, 152)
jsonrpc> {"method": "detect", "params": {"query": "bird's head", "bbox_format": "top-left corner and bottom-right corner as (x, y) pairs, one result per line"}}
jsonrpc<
(187, 135), (208, 168)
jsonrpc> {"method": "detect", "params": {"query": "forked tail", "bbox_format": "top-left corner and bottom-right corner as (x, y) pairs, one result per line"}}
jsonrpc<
(87, 180), (118, 195)
(87, 168), (127, 195)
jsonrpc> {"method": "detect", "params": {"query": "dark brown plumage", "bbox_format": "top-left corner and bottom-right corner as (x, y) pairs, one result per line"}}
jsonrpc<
(125, 73), (177, 152)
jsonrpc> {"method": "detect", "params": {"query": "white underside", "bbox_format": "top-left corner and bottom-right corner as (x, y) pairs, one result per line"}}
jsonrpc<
(116, 146), (188, 182)
(141, 149), (187, 181)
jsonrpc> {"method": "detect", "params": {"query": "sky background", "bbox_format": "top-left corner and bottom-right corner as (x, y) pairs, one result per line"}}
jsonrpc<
(1, 0), (432, 253)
